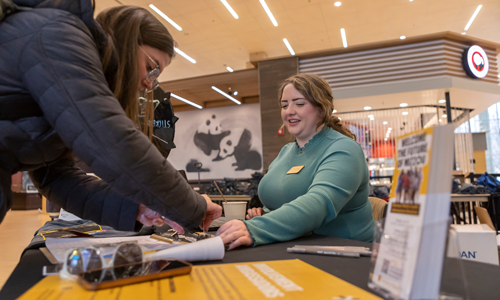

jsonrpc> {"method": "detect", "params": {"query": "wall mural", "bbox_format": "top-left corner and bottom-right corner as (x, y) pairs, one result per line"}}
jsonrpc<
(168, 104), (263, 180)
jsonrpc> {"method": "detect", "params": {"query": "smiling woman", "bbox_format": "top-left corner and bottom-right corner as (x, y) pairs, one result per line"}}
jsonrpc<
(216, 73), (374, 250)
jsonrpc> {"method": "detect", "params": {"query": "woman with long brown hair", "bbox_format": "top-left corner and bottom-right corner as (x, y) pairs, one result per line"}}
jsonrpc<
(0, 1), (221, 231)
(217, 73), (374, 249)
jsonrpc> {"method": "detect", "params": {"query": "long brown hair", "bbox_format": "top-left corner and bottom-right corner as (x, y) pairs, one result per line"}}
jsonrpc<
(277, 73), (355, 140)
(96, 6), (176, 140)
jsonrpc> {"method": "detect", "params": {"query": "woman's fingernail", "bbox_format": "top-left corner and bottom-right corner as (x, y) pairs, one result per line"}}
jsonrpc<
(141, 214), (145, 219)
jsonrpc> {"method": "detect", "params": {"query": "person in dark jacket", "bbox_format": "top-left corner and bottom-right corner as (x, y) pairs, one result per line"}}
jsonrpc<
(0, 0), (222, 232)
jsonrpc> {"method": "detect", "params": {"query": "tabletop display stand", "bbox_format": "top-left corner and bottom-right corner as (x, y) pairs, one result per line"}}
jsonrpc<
(368, 219), (469, 300)
(367, 124), (457, 299)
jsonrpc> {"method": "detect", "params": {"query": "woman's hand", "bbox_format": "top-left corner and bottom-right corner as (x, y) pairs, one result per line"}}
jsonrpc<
(200, 194), (223, 231)
(136, 204), (184, 233)
(246, 207), (265, 220)
(215, 220), (253, 250)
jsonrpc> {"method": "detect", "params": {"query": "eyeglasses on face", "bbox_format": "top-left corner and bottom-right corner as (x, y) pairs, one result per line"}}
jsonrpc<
(139, 46), (161, 90)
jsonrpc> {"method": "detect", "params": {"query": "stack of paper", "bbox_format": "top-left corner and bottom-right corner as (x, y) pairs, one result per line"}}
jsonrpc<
(45, 235), (225, 263)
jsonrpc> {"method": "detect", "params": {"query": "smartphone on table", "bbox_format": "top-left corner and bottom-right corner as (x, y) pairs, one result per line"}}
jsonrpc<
(77, 259), (192, 291)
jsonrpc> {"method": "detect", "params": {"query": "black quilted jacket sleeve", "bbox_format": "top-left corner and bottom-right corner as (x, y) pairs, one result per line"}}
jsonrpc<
(21, 11), (206, 230)
(30, 154), (141, 231)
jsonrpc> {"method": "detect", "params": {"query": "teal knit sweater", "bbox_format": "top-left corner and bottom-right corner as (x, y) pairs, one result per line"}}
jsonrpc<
(245, 126), (375, 245)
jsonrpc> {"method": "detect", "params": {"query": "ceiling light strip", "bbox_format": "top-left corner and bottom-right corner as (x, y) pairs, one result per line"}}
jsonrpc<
(340, 28), (347, 48)
(283, 38), (295, 56)
(226, 66), (234, 72)
(174, 48), (196, 64)
(260, 0), (278, 26)
(464, 5), (482, 31)
(149, 4), (182, 31)
(221, 0), (239, 19)
(212, 86), (241, 105)
(171, 93), (202, 109)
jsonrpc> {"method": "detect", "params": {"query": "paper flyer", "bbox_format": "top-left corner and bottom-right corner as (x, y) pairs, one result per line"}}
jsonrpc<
(371, 126), (433, 298)
(18, 259), (381, 300)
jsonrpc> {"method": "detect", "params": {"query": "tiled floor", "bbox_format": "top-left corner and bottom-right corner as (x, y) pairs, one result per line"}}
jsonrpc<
(0, 210), (50, 289)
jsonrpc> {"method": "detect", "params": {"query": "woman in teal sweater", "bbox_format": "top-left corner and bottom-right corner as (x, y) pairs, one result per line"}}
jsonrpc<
(216, 73), (375, 249)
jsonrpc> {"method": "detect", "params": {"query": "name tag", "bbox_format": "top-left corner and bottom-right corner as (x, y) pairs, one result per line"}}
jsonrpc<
(287, 166), (304, 174)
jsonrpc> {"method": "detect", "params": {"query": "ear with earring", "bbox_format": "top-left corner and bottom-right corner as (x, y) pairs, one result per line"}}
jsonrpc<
(278, 124), (285, 136)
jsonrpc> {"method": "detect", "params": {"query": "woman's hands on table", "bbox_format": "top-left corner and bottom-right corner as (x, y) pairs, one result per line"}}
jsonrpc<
(246, 207), (265, 220)
(216, 220), (253, 250)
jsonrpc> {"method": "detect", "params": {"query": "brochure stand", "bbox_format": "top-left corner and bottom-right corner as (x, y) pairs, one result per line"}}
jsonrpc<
(368, 219), (469, 300)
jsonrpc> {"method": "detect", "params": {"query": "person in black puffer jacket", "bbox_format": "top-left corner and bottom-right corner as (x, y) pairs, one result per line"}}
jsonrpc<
(0, 0), (222, 232)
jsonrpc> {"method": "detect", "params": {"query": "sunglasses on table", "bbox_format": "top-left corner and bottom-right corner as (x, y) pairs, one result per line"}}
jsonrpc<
(62, 242), (144, 280)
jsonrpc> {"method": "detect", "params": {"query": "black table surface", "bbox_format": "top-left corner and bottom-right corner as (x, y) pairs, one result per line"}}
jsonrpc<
(1, 234), (500, 300)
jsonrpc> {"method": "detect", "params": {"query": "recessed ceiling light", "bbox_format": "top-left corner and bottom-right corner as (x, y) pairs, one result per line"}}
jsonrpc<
(332, 109), (337, 113)
(400, 103), (408, 107)
(260, 0), (278, 27)
(409, 0), (413, 2)
(171, 93), (202, 109)
(400, 36), (406, 40)
(149, 4), (182, 31)
(340, 28), (348, 48)
(438, 99), (446, 103)
(233, 91), (238, 96)
(212, 86), (241, 105)
(402, 111), (409, 115)
(442, 114), (447, 118)
(439, 119), (442, 122)
(368, 115), (374, 118)
(174, 48), (196, 64)
(364, 106), (371, 110)
(461, 32), (467, 35)
(283, 38), (295, 56)
(226, 66), (234, 72)
(388, 127), (392, 130)
(383, 121), (388, 125)
(334, 2), (341, 7)
(464, 5), (482, 31)
(221, 0), (239, 19)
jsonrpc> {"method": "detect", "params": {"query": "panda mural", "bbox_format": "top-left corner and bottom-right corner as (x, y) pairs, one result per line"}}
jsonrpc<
(213, 128), (262, 171)
(167, 104), (263, 180)
(193, 114), (230, 156)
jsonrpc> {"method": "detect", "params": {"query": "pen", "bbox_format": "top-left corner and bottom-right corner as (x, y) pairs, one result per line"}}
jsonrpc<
(287, 248), (360, 258)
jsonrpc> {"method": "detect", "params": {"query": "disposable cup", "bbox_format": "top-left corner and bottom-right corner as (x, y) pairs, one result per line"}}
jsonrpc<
(223, 202), (247, 220)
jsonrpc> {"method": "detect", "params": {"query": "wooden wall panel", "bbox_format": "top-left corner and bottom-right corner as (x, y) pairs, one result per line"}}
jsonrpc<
(300, 38), (500, 89)
(259, 57), (298, 169)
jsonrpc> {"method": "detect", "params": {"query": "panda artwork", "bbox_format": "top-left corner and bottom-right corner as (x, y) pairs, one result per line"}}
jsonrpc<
(193, 114), (230, 156)
(213, 128), (262, 171)
(172, 104), (263, 179)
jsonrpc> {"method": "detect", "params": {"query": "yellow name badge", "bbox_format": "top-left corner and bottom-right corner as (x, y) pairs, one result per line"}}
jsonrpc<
(287, 165), (305, 174)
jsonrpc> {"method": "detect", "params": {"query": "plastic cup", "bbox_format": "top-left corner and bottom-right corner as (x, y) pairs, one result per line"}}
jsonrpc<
(223, 202), (247, 220)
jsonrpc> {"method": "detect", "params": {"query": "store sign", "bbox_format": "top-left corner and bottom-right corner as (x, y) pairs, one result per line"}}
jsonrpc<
(462, 45), (489, 79)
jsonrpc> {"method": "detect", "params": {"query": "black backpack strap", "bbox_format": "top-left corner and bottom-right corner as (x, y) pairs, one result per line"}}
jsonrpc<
(0, 94), (43, 120)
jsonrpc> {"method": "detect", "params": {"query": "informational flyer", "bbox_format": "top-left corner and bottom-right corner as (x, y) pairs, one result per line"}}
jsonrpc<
(371, 127), (432, 298)
(19, 259), (381, 300)
(370, 125), (453, 300)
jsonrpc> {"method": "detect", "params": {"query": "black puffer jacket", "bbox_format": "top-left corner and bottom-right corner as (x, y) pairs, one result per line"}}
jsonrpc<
(0, 0), (206, 230)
